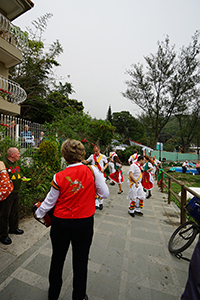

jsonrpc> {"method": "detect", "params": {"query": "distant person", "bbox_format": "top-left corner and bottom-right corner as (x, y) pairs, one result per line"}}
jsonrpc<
(182, 161), (189, 173)
(35, 139), (109, 300)
(20, 125), (34, 147)
(108, 153), (123, 194)
(141, 155), (154, 199)
(38, 131), (44, 145)
(108, 151), (117, 185)
(196, 161), (200, 175)
(83, 145), (108, 210)
(152, 155), (161, 178)
(167, 165), (176, 173)
(7, 120), (15, 139)
(128, 149), (138, 165)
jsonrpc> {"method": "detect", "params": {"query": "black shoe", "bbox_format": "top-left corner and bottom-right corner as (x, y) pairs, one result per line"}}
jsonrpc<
(110, 182), (115, 185)
(99, 204), (103, 210)
(146, 194), (152, 199)
(9, 229), (24, 235)
(128, 211), (135, 217)
(118, 190), (123, 194)
(1, 237), (12, 245)
(135, 211), (143, 216)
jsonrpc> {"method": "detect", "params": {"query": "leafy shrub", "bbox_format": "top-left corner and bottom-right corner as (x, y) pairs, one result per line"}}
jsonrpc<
(19, 138), (62, 218)
(37, 139), (61, 172)
(0, 136), (20, 158)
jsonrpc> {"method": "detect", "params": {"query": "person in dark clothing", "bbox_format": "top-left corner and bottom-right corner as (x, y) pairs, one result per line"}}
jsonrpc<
(181, 236), (200, 300)
(0, 147), (24, 245)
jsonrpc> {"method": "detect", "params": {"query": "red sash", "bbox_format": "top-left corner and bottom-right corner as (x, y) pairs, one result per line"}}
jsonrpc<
(93, 154), (106, 177)
(93, 154), (102, 172)
(134, 161), (143, 171)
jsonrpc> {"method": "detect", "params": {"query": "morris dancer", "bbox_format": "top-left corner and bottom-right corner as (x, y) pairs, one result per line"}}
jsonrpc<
(127, 155), (146, 217)
(152, 155), (161, 178)
(108, 154), (123, 194)
(83, 145), (108, 210)
(108, 151), (117, 185)
(128, 149), (138, 165)
(141, 155), (154, 199)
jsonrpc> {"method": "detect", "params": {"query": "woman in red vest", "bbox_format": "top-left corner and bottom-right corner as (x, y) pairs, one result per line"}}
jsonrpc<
(35, 139), (109, 300)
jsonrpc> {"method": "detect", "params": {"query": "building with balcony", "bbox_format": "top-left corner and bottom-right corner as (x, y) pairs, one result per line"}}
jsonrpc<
(0, 0), (34, 116)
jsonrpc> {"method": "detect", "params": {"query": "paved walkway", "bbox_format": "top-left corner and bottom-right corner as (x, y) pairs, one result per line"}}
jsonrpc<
(0, 166), (196, 300)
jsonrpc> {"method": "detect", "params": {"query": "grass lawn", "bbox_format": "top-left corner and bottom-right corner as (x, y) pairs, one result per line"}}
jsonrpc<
(162, 170), (200, 221)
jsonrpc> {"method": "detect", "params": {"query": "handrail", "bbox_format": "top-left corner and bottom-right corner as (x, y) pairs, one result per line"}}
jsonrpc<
(0, 12), (28, 51)
(160, 169), (200, 224)
(0, 74), (27, 104)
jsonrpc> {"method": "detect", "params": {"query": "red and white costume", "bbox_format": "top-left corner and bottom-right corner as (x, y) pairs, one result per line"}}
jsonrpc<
(127, 162), (146, 214)
(128, 153), (138, 165)
(141, 162), (154, 191)
(87, 153), (108, 177)
(108, 162), (123, 184)
(86, 153), (108, 207)
(108, 152), (117, 174)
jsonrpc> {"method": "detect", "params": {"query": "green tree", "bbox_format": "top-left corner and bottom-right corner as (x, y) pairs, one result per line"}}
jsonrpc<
(171, 32), (200, 152)
(111, 111), (145, 144)
(10, 14), (64, 122)
(106, 105), (112, 123)
(45, 113), (115, 154)
(123, 33), (200, 150)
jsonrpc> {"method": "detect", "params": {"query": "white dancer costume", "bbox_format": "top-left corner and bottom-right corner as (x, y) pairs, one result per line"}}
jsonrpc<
(127, 162), (146, 215)
(87, 153), (108, 207)
(128, 153), (138, 165)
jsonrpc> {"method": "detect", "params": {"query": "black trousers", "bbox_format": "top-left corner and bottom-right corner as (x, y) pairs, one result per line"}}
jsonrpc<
(181, 236), (200, 300)
(0, 192), (19, 239)
(182, 166), (187, 173)
(48, 215), (94, 300)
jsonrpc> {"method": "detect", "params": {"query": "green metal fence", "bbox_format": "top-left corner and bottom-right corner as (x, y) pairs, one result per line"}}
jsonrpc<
(146, 150), (199, 162)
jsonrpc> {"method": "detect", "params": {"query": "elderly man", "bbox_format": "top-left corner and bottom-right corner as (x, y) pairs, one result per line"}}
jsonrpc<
(0, 148), (24, 245)
(20, 124), (34, 147)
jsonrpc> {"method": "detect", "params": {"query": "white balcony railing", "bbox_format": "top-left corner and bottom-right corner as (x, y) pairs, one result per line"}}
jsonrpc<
(0, 75), (27, 105)
(0, 12), (28, 51)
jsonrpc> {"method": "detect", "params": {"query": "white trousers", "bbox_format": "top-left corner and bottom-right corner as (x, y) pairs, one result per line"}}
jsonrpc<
(127, 183), (146, 213)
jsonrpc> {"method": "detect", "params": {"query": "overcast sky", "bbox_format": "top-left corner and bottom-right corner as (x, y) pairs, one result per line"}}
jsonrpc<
(14, 0), (200, 119)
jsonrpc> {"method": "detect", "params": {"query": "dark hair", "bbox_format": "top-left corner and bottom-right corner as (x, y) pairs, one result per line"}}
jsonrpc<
(114, 155), (122, 165)
(137, 155), (144, 161)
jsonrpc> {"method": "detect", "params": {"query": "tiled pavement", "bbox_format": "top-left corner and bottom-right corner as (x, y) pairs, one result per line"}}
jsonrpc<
(0, 166), (196, 300)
